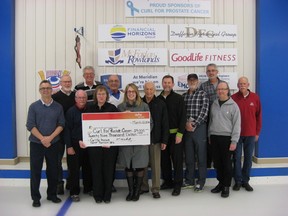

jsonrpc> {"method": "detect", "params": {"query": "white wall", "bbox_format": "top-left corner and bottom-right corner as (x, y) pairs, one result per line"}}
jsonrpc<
(15, 0), (256, 156)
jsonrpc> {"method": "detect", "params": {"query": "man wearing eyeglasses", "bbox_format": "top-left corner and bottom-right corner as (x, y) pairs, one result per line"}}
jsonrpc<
(199, 63), (224, 168)
(52, 74), (76, 195)
(74, 66), (102, 103)
(26, 80), (65, 207)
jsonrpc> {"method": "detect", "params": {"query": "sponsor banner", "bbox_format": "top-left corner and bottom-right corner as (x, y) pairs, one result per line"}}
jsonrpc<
(100, 72), (237, 91)
(98, 48), (168, 66)
(125, 0), (211, 17)
(37, 70), (70, 93)
(169, 24), (237, 42)
(172, 72), (238, 90)
(98, 24), (168, 42)
(170, 49), (237, 66)
(82, 112), (150, 146)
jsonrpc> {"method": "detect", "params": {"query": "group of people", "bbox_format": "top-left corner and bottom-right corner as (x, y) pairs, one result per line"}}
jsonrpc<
(26, 63), (262, 207)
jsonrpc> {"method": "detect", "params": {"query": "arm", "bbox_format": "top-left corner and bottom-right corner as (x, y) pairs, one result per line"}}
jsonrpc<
(176, 96), (187, 143)
(195, 92), (209, 127)
(230, 104), (241, 151)
(255, 96), (262, 141)
(161, 103), (169, 150)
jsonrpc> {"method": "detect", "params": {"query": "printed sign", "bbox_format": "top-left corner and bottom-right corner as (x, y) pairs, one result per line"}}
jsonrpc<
(169, 49), (237, 66)
(98, 24), (168, 41)
(98, 48), (168, 66)
(100, 72), (237, 91)
(169, 24), (237, 42)
(172, 72), (238, 90)
(38, 70), (70, 93)
(82, 112), (150, 146)
(125, 0), (211, 17)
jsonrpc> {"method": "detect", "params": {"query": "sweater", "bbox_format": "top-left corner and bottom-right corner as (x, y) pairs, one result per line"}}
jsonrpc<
(52, 90), (75, 114)
(232, 90), (262, 136)
(26, 100), (65, 144)
(208, 97), (241, 144)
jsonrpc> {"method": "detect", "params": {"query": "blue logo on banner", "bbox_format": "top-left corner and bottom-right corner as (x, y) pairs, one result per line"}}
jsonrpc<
(105, 49), (124, 65)
(127, 1), (139, 16)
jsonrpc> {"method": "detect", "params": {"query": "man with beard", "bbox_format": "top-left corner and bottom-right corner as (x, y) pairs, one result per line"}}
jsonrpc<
(182, 74), (209, 192)
(52, 74), (75, 194)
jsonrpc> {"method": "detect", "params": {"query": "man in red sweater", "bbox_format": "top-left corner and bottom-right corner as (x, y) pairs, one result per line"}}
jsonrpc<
(232, 77), (262, 192)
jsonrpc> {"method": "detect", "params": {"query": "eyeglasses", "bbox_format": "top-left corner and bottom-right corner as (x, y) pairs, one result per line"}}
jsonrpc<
(76, 96), (86, 99)
(127, 90), (136, 94)
(207, 69), (217, 73)
(217, 88), (228, 91)
(40, 87), (52, 91)
(84, 73), (94, 76)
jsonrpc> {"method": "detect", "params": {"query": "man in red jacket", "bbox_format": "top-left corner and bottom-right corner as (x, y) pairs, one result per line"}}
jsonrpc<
(232, 77), (262, 192)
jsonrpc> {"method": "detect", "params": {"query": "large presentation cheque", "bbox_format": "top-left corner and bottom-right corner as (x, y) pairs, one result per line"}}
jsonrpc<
(82, 112), (150, 146)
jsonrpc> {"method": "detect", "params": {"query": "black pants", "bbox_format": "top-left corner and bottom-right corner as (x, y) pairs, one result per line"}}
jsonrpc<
(30, 141), (58, 201)
(89, 146), (118, 201)
(161, 133), (183, 188)
(210, 135), (233, 187)
(67, 143), (93, 195)
(57, 137), (65, 184)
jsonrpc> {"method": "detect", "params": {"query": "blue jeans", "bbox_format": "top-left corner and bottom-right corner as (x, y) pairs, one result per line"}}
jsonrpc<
(234, 136), (255, 184)
(184, 123), (207, 187)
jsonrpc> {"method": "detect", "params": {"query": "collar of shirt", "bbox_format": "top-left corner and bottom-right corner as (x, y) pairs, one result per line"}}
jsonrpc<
(41, 98), (53, 107)
(108, 88), (120, 99)
(84, 81), (96, 89)
(60, 89), (72, 96)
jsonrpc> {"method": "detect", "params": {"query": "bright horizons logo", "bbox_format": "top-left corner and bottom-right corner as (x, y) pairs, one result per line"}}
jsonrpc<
(110, 25), (127, 41)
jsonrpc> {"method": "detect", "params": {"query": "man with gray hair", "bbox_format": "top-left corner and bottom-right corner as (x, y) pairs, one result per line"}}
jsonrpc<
(200, 63), (224, 168)
(141, 81), (169, 199)
(74, 66), (102, 102)
(182, 74), (209, 192)
(52, 74), (75, 194)
(64, 90), (92, 202)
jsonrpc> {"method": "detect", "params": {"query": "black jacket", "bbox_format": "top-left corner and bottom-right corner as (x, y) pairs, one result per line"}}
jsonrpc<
(142, 96), (169, 145)
(158, 90), (186, 137)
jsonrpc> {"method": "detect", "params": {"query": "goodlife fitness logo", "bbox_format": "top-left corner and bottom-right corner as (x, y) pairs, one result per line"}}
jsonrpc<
(169, 49), (237, 66)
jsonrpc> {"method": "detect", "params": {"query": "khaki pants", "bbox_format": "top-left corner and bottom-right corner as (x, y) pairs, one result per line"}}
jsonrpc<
(141, 143), (161, 193)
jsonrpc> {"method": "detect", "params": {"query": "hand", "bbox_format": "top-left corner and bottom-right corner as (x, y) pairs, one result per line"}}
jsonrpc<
(79, 140), (87, 149)
(161, 143), (167, 150)
(67, 147), (75, 155)
(185, 122), (193, 132)
(229, 143), (237, 151)
(41, 136), (51, 148)
(175, 136), (182, 144)
(255, 135), (259, 142)
(102, 145), (110, 148)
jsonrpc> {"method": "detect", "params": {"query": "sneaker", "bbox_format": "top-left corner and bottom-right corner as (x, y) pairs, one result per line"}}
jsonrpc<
(70, 195), (80, 202)
(181, 182), (194, 189)
(194, 184), (203, 192)
(242, 183), (253, 192)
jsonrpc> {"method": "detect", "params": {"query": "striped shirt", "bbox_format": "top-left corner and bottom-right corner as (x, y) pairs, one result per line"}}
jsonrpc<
(182, 88), (209, 127)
